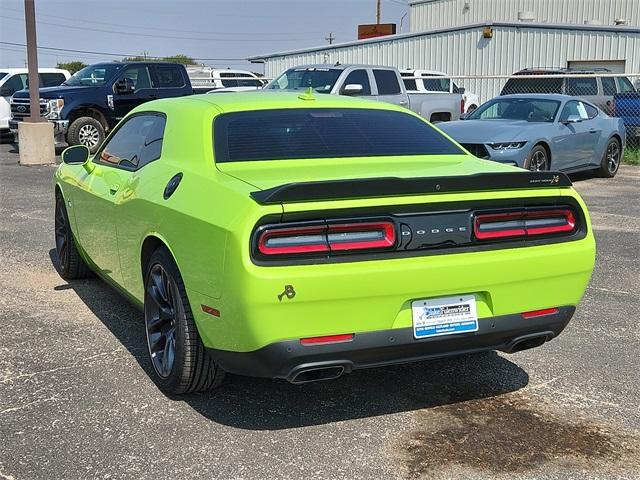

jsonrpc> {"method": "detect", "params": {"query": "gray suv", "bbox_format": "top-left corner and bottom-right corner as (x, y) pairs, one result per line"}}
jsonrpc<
(501, 68), (636, 115)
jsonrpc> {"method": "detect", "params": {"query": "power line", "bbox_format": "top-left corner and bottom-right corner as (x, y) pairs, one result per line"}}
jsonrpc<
(0, 15), (333, 42)
(0, 41), (247, 61)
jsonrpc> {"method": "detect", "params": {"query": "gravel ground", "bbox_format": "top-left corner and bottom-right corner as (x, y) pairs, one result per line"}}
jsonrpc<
(0, 142), (638, 480)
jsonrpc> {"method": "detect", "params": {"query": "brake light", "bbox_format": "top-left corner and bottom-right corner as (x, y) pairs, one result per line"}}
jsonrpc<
(474, 209), (576, 240)
(257, 221), (396, 256)
(461, 98), (465, 114)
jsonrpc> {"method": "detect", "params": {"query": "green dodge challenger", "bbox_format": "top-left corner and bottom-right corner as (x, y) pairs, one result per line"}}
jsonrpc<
(54, 92), (595, 394)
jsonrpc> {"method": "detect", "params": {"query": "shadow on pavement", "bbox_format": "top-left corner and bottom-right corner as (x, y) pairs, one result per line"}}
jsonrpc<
(50, 249), (530, 431)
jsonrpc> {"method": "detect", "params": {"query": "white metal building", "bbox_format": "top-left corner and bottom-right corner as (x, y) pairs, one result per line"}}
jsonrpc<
(248, 0), (640, 99)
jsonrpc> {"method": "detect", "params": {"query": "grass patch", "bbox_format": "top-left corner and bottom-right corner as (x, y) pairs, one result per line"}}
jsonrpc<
(623, 147), (640, 166)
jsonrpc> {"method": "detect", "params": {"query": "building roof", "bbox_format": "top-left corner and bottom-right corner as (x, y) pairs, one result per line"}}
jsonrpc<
(247, 21), (640, 62)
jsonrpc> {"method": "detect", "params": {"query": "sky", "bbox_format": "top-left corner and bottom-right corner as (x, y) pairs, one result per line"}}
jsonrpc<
(0, 0), (409, 74)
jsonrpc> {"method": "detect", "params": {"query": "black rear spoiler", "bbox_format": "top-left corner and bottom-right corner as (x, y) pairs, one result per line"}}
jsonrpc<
(249, 171), (572, 205)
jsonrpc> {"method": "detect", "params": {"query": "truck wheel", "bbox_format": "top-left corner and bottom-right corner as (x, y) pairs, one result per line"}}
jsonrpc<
(596, 138), (621, 178)
(67, 116), (105, 153)
(144, 246), (225, 394)
(55, 191), (93, 280)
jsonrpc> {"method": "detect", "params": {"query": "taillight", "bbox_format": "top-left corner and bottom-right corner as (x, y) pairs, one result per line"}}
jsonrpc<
(257, 221), (396, 256)
(461, 98), (465, 114)
(474, 209), (576, 240)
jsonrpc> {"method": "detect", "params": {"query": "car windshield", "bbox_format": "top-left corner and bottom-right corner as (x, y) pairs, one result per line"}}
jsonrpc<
(63, 64), (121, 87)
(214, 108), (464, 162)
(467, 98), (561, 122)
(265, 68), (342, 93)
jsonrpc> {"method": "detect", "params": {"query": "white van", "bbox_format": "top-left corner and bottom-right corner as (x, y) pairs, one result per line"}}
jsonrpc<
(0, 68), (71, 131)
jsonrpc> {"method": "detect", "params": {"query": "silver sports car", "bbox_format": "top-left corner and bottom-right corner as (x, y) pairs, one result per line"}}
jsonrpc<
(438, 94), (625, 177)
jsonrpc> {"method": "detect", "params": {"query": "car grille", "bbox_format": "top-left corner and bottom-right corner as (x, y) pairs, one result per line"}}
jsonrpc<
(461, 143), (490, 159)
(10, 98), (48, 120)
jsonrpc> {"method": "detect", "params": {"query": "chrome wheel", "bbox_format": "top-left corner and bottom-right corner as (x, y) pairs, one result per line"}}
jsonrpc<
(145, 264), (178, 378)
(54, 198), (68, 269)
(78, 124), (100, 149)
(606, 141), (620, 174)
(528, 149), (548, 171)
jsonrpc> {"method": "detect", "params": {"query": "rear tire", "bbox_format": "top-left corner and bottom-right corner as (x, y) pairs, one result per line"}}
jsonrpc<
(67, 116), (105, 153)
(524, 144), (549, 171)
(55, 192), (93, 280)
(596, 138), (621, 178)
(144, 247), (225, 394)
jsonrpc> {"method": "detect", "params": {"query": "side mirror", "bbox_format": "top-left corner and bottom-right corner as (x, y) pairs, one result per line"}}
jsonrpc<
(62, 145), (93, 172)
(114, 77), (135, 94)
(562, 115), (583, 124)
(0, 87), (13, 97)
(342, 84), (364, 96)
(458, 87), (466, 94)
(460, 112), (468, 120)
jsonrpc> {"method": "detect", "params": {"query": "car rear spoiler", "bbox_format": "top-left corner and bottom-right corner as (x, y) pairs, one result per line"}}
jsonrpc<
(249, 171), (572, 205)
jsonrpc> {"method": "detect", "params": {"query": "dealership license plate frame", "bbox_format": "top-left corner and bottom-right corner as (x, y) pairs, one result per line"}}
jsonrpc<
(412, 294), (479, 339)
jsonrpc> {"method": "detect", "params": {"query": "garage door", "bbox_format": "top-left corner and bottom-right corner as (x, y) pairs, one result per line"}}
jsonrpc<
(567, 60), (626, 73)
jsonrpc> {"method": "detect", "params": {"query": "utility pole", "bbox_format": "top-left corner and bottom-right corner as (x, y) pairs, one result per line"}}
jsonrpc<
(24, 0), (42, 123)
(19, 0), (55, 165)
(325, 32), (335, 45)
(376, 0), (381, 24)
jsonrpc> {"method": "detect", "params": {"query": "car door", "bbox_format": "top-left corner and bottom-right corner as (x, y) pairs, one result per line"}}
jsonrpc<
(72, 113), (166, 286)
(556, 100), (599, 169)
(372, 69), (408, 107)
(112, 65), (156, 120)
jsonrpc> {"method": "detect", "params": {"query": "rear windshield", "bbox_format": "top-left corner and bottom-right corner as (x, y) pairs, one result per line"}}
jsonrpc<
(213, 108), (463, 162)
(501, 77), (563, 95)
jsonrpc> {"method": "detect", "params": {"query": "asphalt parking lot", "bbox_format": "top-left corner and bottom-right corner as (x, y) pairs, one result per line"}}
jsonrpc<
(0, 142), (639, 480)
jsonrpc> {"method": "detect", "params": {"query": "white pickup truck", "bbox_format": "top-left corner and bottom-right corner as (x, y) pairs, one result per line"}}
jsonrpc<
(265, 64), (463, 123)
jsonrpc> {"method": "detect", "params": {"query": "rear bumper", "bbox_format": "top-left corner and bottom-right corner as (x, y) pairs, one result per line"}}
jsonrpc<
(208, 306), (574, 382)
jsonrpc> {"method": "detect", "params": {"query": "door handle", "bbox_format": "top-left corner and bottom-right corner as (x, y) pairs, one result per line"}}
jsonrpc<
(109, 184), (120, 194)
(589, 129), (597, 133)
(399, 100), (408, 105)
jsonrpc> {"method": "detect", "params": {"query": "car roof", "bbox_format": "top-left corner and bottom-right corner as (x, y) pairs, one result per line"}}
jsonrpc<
(495, 93), (571, 101)
(140, 91), (407, 115)
(0, 68), (69, 74)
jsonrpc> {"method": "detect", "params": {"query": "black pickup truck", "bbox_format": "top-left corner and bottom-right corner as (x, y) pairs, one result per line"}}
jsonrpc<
(10, 62), (193, 152)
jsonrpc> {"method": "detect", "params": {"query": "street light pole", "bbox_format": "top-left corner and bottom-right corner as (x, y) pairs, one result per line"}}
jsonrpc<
(24, 0), (42, 123)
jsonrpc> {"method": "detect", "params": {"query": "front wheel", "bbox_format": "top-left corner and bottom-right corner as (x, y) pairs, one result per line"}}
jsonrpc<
(67, 116), (105, 153)
(596, 138), (621, 178)
(524, 144), (549, 172)
(144, 247), (225, 394)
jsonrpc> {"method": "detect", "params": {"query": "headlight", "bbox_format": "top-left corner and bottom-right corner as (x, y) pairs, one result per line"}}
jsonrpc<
(490, 142), (527, 150)
(46, 98), (64, 119)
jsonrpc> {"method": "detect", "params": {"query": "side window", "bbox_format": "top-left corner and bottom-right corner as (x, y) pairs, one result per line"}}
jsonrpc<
(118, 66), (152, 91)
(373, 69), (401, 95)
(40, 73), (66, 87)
(566, 77), (598, 96)
(601, 77), (617, 96)
(2, 74), (27, 95)
(584, 103), (599, 119)
(153, 65), (185, 88)
(559, 101), (590, 121)
(97, 115), (166, 170)
(422, 77), (450, 92)
(341, 69), (371, 95)
(616, 77), (635, 93)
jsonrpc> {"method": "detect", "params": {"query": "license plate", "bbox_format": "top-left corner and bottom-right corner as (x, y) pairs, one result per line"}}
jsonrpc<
(412, 295), (478, 339)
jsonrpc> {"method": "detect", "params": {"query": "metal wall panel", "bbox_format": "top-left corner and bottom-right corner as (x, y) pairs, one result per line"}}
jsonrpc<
(261, 24), (640, 102)
(409, 0), (639, 31)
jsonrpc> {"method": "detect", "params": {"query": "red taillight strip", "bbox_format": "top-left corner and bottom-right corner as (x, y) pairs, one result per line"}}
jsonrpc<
(258, 225), (329, 255)
(474, 209), (575, 240)
(328, 222), (396, 251)
(300, 333), (354, 345)
(522, 307), (559, 319)
(257, 221), (396, 256)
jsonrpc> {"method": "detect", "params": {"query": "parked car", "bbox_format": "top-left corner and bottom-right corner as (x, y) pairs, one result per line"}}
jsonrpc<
(0, 68), (70, 132)
(501, 68), (636, 115)
(10, 62), (193, 152)
(265, 64), (463, 122)
(53, 91), (595, 394)
(438, 94), (625, 177)
(613, 91), (640, 143)
(187, 66), (265, 94)
(400, 69), (480, 112)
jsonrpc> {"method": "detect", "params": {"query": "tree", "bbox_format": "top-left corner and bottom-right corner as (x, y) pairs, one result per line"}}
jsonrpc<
(56, 61), (86, 74)
(161, 54), (197, 65)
